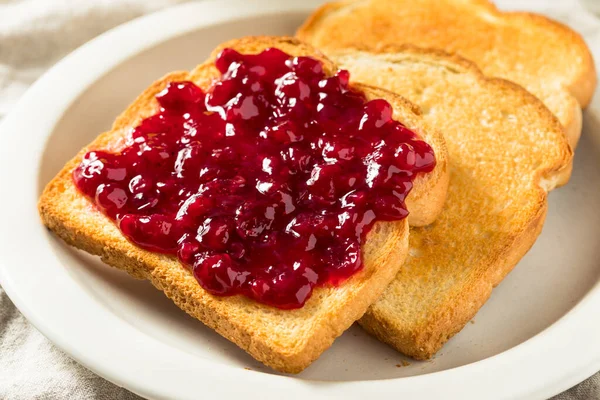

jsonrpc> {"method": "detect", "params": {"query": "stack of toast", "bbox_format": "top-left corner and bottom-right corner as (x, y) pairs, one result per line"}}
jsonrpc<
(39, 0), (595, 373)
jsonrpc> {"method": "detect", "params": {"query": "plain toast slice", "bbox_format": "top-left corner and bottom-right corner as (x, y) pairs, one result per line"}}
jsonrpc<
(328, 46), (572, 359)
(297, 0), (596, 152)
(38, 37), (448, 373)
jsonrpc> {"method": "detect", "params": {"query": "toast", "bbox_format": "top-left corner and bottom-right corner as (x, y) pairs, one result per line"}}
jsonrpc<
(297, 0), (596, 151)
(38, 36), (448, 373)
(326, 46), (572, 359)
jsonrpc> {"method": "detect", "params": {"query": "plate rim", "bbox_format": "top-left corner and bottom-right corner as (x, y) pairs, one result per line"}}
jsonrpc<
(1, 1), (600, 399)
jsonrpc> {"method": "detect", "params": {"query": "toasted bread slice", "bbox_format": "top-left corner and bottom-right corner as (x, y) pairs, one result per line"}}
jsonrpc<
(38, 37), (448, 373)
(327, 46), (572, 359)
(297, 0), (596, 152)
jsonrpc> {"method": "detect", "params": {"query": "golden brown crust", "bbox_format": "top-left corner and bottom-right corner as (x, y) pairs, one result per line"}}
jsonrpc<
(326, 47), (572, 359)
(297, 0), (596, 150)
(359, 199), (547, 359)
(503, 10), (597, 109)
(38, 36), (448, 372)
(333, 44), (573, 184)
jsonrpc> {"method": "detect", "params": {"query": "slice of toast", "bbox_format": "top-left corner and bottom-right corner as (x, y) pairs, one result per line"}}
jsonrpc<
(38, 36), (448, 373)
(297, 0), (597, 152)
(326, 46), (572, 359)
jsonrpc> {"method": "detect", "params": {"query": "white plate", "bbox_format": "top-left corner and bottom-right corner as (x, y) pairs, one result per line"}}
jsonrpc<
(1, 1), (600, 399)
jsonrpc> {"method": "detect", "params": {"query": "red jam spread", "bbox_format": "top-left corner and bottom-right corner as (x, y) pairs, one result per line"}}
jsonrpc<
(73, 47), (435, 309)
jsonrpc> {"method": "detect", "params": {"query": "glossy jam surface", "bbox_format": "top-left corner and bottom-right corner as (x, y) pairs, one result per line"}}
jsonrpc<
(73, 48), (435, 309)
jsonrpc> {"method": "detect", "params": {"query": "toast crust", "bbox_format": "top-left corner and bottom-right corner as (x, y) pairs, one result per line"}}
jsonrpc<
(359, 197), (546, 360)
(38, 37), (447, 372)
(335, 44), (575, 188)
(327, 46), (572, 359)
(297, 0), (596, 151)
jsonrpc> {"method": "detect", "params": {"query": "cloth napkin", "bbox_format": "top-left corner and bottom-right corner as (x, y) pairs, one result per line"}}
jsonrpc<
(0, 0), (599, 398)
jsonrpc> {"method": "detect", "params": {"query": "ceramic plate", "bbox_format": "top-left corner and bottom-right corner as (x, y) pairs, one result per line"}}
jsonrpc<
(1, 1), (600, 399)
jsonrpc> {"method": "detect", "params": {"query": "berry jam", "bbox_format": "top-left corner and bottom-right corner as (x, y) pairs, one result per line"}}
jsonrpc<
(73, 48), (436, 309)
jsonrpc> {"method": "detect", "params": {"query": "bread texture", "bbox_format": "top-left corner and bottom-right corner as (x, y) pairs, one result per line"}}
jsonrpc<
(297, 0), (596, 152)
(327, 46), (572, 359)
(38, 36), (448, 373)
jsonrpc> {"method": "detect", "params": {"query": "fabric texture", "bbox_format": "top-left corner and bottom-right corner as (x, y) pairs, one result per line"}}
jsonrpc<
(0, 0), (598, 399)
